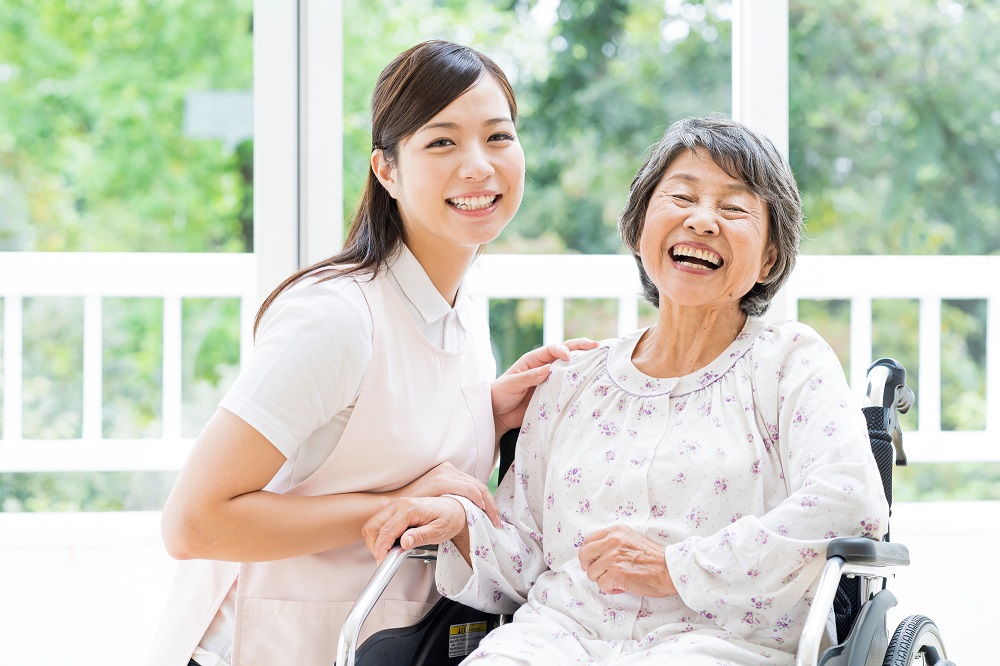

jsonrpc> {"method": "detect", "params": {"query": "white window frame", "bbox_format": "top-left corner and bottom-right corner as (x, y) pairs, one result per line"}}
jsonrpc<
(253, 0), (344, 305)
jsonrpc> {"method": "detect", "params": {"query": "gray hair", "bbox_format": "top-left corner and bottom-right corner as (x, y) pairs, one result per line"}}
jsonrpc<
(618, 114), (802, 317)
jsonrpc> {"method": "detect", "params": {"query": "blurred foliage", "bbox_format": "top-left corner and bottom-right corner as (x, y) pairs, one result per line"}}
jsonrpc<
(103, 298), (163, 438)
(22, 297), (84, 438)
(0, 471), (177, 511)
(895, 462), (1000, 501)
(182, 298), (241, 437)
(2, 0), (999, 507)
(0, 0), (254, 252)
(789, 0), (1000, 256)
(489, 299), (543, 374)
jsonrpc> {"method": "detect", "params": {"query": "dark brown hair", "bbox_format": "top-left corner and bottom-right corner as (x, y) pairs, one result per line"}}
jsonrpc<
(254, 40), (517, 334)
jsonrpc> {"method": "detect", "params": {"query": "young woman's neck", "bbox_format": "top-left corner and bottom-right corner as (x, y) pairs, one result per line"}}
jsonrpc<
(632, 302), (747, 379)
(403, 239), (477, 307)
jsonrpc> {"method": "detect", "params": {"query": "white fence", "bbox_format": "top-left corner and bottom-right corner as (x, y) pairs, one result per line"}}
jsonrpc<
(1, 252), (998, 471)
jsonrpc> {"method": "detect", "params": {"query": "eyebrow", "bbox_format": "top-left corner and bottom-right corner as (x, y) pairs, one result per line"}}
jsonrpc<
(664, 173), (752, 193)
(418, 117), (514, 133)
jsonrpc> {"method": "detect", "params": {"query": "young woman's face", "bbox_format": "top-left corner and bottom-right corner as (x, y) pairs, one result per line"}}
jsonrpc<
(373, 75), (525, 261)
(639, 148), (777, 314)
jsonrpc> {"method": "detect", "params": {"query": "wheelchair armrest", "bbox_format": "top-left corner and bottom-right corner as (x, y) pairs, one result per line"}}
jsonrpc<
(827, 537), (909, 567)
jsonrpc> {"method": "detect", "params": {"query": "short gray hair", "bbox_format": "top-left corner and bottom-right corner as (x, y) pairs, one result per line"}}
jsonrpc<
(618, 114), (802, 317)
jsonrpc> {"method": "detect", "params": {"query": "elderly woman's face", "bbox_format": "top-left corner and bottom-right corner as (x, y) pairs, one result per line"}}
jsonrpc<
(639, 148), (777, 314)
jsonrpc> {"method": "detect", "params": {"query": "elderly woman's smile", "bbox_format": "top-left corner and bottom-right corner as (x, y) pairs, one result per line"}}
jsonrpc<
(637, 148), (777, 322)
(670, 243), (723, 271)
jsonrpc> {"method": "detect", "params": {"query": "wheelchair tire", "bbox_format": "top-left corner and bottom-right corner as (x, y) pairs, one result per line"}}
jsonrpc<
(883, 615), (949, 665)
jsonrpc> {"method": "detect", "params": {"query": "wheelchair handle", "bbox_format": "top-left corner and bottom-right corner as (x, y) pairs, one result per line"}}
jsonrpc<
(864, 358), (914, 466)
(335, 544), (438, 666)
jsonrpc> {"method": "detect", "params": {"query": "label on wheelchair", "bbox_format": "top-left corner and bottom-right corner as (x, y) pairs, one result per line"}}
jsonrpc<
(448, 621), (489, 658)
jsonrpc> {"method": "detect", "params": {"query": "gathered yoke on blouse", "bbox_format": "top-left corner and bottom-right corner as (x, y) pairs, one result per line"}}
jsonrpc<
(436, 318), (889, 665)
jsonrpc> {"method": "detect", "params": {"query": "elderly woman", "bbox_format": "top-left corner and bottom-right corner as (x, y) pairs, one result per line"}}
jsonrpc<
(363, 114), (889, 665)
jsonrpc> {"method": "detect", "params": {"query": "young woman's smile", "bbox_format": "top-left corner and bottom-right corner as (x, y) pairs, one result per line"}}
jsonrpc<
(374, 75), (526, 263)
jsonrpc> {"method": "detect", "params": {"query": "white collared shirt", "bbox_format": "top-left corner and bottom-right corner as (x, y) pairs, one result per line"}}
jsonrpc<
(221, 244), (488, 491)
(386, 244), (473, 352)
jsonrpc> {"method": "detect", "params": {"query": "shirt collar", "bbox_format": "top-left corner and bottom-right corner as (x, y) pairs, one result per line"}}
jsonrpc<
(387, 244), (466, 325)
(606, 317), (765, 398)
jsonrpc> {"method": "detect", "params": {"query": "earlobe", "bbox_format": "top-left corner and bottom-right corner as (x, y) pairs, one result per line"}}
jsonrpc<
(371, 149), (399, 199)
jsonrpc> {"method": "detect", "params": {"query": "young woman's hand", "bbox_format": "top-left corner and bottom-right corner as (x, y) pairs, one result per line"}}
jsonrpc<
(578, 525), (678, 598)
(491, 338), (599, 439)
(363, 496), (469, 563)
(393, 461), (500, 527)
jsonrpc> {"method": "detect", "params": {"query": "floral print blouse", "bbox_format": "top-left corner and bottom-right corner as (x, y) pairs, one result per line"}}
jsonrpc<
(436, 319), (890, 663)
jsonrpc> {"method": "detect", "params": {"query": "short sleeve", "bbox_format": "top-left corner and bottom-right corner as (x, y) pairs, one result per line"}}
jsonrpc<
(219, 276), (373, 460)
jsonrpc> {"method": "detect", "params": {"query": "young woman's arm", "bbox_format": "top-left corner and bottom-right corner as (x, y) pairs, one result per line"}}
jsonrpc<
(161, 408), (496, 562)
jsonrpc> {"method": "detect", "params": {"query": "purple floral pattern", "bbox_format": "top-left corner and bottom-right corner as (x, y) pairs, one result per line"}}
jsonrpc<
(434, 320), (889, 662)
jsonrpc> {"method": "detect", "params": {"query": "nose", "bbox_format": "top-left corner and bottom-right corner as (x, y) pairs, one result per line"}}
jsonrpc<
(683, 205), (720, 235)
(459, 144), (495, 181)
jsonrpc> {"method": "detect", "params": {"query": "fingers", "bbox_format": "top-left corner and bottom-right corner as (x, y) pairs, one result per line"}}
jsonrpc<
(493, 365), (551, 397)
(563, 338), (599, 352)
(363, 504), (413, 562)
(451, 475), (500, 528)
(363, 497), (471, 563)
(505, 338), (599, 377)
(399, 519), (450, 550)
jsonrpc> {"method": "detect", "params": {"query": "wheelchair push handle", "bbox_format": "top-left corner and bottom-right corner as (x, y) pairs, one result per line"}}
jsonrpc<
(864, 358), (914, 466)
(335, 542), (438, 666)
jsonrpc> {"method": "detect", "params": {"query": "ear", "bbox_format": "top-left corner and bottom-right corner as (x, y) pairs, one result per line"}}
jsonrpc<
(371, 149), (399, 200)
(758, 243), (779, 283)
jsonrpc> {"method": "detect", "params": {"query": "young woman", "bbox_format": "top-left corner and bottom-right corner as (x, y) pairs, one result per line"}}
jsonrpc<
(146, 40), (594, 666)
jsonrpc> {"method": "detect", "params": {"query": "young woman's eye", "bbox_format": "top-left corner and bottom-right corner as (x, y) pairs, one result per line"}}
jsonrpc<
(489, 132), (516, 142)
(425, 138), (454, 149)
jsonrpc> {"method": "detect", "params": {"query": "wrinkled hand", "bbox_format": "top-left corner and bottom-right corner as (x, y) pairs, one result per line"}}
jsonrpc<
(492, 338), (599, 437)
(363, 496), (468, 563)
(393, 461), (499, 527)
(578, 525), (678, 598)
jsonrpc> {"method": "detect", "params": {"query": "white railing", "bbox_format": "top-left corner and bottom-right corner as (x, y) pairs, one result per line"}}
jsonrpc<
(0, 253), (257, 471)
(1, 252), (997, 471)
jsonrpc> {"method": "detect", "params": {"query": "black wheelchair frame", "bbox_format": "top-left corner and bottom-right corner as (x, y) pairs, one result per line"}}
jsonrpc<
(335, 359), (956, 666)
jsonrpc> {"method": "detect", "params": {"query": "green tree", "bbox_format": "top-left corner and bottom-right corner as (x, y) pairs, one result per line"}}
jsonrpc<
(0, 0), (254, 252)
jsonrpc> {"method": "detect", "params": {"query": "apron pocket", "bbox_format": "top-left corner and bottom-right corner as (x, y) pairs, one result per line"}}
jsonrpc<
(234, 597), (434, 666)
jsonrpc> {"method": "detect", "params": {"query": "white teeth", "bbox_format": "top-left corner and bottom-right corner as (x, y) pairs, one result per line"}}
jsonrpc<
(672, 246), (721, 267)
(448, 195), (497, 211)
(676, 259), (714, 271)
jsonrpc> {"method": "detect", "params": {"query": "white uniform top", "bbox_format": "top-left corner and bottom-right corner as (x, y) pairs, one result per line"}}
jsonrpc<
(436, 319), (889, 665)
(155, 246), (495, 666)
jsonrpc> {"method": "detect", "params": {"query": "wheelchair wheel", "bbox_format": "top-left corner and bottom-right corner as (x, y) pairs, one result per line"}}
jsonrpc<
(883, 615), (949, 665)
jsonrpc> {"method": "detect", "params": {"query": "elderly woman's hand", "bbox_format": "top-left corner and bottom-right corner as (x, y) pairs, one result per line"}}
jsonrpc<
(392, 461), (500, 528)
(578, 526), (678, 598)
(363, 496), (470, 564)
(492, 338), (599, 439)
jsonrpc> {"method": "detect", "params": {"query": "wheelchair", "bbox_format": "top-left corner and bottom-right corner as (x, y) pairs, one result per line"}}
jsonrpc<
(335, 358), (955, 666)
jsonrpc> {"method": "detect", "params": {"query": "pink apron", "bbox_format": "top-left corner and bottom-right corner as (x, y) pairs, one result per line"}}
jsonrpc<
(147, 273), (496, 666)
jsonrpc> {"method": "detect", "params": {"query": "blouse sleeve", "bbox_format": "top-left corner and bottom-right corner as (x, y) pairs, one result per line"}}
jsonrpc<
(434, 362), (567, 614)
(664, 323), (890, 635)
